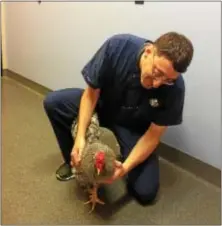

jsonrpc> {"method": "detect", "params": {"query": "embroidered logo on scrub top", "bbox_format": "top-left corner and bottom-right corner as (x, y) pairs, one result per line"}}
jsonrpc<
(149, 98), (159, 107)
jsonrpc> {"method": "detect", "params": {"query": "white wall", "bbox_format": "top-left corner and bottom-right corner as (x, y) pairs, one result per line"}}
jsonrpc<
(3, 2), (221, 169)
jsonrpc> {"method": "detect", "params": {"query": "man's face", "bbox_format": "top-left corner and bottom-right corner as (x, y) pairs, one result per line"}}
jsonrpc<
(139, 44), (179, 89)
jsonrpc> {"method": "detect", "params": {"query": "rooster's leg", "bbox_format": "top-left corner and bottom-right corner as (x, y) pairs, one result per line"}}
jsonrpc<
(84, 184), (105, 213)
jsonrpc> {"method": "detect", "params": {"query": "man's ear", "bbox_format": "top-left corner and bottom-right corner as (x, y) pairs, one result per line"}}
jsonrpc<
(144, 44), (154, 55)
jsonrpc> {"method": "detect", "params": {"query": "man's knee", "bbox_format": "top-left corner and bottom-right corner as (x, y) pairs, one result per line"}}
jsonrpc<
(127, 182), (159, 205)
(43, 92), (58, 115)
(43, 88), (83, 113)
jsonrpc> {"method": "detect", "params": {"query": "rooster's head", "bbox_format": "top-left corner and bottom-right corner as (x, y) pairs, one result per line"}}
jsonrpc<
(94, 151), (105, 175)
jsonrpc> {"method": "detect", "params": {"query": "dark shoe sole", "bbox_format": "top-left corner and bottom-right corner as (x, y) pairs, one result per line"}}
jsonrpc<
(56, 173), (75, 181)
(55, 162), (76, 182)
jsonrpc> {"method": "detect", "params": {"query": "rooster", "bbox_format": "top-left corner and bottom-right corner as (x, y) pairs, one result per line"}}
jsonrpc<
(71, 112), (121, 212)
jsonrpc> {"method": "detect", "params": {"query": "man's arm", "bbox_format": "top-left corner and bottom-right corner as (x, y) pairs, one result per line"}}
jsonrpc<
(122, 123), (167, 173)
(75, 86), (100, 139)
(121, 78), (185, 174)
(75, 38), (112, 140)
(71, 86), (100, 166)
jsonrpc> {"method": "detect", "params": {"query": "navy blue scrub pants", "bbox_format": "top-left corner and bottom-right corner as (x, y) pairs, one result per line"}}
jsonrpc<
(43, 88), (159, 205)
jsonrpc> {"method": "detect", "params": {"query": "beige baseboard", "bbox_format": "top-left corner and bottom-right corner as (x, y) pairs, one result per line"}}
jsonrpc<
(3, 69), (52, 96)
(3, 69), (221, 188)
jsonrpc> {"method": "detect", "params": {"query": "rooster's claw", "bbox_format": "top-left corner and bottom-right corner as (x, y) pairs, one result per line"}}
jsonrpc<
(84, 187), (105, 213)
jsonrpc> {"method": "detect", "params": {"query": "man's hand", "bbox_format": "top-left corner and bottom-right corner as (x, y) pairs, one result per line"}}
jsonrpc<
(70, 136), (86, 167)
(102, 160), (128, 184)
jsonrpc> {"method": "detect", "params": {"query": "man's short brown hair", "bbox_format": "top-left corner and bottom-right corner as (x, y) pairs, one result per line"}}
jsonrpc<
(154, 32), (194, 73)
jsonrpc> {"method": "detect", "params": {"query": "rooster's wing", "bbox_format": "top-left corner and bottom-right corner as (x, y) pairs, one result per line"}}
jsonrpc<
(99, 127), (122, 161)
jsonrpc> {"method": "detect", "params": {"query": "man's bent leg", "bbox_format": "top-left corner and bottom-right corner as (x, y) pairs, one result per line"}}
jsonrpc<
(127, 154), (159, 205)
(43, 88), (84, 181)
(112, 125), (160, 205)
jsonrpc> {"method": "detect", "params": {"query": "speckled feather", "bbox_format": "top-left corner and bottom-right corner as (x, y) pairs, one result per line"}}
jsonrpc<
(71, 112), (121, 189)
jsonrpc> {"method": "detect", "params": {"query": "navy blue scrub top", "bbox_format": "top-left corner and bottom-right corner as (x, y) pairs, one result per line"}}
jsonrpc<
(81, 34), (185, 134)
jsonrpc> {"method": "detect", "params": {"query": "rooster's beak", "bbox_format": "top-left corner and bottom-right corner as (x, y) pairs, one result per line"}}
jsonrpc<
(97, 168), (101, 175)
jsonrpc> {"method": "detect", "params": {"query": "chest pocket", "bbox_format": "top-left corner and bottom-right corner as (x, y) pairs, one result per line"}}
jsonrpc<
(116, 75), (166, 131)
(115, 75), (151, 129)
(120, 74), (143, 108)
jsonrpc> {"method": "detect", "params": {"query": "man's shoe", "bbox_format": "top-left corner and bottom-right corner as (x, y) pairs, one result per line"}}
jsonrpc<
(56, 163), (75, 181)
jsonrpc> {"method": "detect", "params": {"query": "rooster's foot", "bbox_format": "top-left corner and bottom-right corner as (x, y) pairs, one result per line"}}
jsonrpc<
(84, 187), (105, 213)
